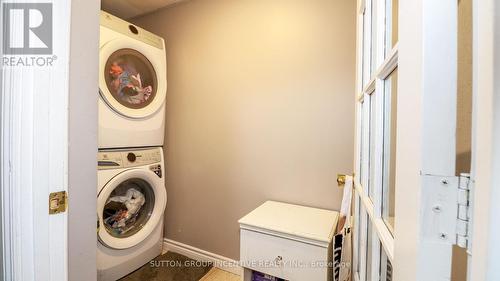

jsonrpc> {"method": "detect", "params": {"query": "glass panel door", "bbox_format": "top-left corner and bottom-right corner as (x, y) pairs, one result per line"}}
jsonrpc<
(353, 0), (399, 279)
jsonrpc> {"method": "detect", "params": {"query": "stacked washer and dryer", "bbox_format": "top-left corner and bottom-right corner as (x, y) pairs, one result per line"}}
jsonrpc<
(97, 11), (168, 281)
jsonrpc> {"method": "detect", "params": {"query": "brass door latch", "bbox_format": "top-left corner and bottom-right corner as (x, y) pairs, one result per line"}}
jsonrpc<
(337, 173), (355, 187)
(49, 191), (67, 214)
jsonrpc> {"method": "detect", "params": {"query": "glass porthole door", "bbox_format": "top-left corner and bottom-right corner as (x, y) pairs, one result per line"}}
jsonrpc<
(104, 49), (158, 110)
(97, 169), (166, 249)
(102, 177), (156, 239)
(99, 38), (167, 119)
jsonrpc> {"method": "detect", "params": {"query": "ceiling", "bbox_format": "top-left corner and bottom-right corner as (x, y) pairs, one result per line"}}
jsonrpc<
(101, 0), (187, 19)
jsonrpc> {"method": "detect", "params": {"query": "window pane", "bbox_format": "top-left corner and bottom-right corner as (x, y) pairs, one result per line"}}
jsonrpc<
(359, 101), (365, 183)
(369, 93), (376, 200)
(357, 208), (369, 279)
(363, 9), (370, 86)
(382, 68), (398, 233)
(362, 95), (371, 193)
(365, 221), (373, 281)
(385, 0), (399, 56)
(380, 248), (393, 281)
(370, 0), (377, 75)
(356, 197), (362, 274)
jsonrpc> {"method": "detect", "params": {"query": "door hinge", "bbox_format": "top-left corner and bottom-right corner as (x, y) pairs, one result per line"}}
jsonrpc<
(455, 173), (472, 249)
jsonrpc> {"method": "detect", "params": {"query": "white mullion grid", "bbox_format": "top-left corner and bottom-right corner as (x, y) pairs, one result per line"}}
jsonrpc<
(377, 44), (399, 80)
(360, 45), (398, 101)
(355, 181), (395, 263)
(354, 0), (401, 280)
(354, 0), (402, 280)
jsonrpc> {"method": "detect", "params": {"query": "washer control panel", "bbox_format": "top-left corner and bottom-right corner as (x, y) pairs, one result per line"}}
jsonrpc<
(98, 148), (162, 170)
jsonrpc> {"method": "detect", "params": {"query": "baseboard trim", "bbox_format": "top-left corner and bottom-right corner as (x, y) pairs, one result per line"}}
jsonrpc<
(163, 238), (242, 276)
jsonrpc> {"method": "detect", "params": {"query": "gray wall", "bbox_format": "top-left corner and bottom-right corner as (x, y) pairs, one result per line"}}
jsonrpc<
(133, 0), (356, 260)
(68, 0), (100, 280)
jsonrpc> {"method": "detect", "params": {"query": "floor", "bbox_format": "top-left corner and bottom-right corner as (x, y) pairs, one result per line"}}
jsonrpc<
(161, 249), (240, 281)
(199, 268), (240, 281)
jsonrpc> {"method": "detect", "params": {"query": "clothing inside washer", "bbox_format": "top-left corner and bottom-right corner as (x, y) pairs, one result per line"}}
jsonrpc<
(103, 179), (155, 238)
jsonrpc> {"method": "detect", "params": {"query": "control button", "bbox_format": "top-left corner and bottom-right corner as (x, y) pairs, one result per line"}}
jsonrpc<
(127, 152), (136, 162)
(129, 25), (139, 35)
(150, 164), (162, 178)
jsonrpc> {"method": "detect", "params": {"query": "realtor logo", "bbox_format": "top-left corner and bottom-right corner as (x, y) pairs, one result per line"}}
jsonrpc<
(3, 3), (52, 55)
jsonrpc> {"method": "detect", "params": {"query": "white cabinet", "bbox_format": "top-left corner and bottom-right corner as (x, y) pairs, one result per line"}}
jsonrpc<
(239, 201), (339, 281)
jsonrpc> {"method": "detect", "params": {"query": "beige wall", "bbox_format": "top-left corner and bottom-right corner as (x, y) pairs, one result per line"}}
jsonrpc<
(133, 0), (356, 260)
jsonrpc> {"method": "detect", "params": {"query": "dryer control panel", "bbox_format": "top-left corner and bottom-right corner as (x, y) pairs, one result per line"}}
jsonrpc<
(98, 148), (162, 170)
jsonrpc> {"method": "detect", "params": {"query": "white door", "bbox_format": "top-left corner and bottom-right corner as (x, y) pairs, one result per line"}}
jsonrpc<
(352, 0), (496, 280)
(352, 0), (399, 279)
(0, 1), (99, 281)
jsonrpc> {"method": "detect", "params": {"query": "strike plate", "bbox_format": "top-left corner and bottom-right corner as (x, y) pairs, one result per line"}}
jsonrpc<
(49, 191), (67, 214)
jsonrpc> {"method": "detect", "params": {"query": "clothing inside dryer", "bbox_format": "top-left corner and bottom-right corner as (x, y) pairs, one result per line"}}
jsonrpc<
(103, 178), (156, 238)
(104, 48), (158, 109)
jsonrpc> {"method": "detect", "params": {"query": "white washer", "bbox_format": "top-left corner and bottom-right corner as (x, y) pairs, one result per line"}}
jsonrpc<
(99, 11), (167, 149)
(97, 147), (167, 281)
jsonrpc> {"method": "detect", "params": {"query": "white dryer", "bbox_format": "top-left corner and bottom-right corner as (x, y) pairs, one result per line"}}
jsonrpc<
(99, 11), (167, 149)
(97, 147), (167, 281)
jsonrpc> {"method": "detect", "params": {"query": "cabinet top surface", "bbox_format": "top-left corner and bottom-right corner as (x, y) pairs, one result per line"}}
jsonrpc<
(238, 201), (339, 243)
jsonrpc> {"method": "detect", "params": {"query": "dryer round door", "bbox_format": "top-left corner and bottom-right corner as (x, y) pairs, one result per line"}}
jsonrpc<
(99, 38), (166, 119)
(98, 169), (166, 249)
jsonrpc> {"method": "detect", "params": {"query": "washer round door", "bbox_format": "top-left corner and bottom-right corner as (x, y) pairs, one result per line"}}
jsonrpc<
(99, 38), (166, 119)
(98, 169), (166, 249)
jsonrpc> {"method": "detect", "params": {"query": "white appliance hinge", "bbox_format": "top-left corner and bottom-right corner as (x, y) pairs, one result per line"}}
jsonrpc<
(455, 173), (471, 249)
